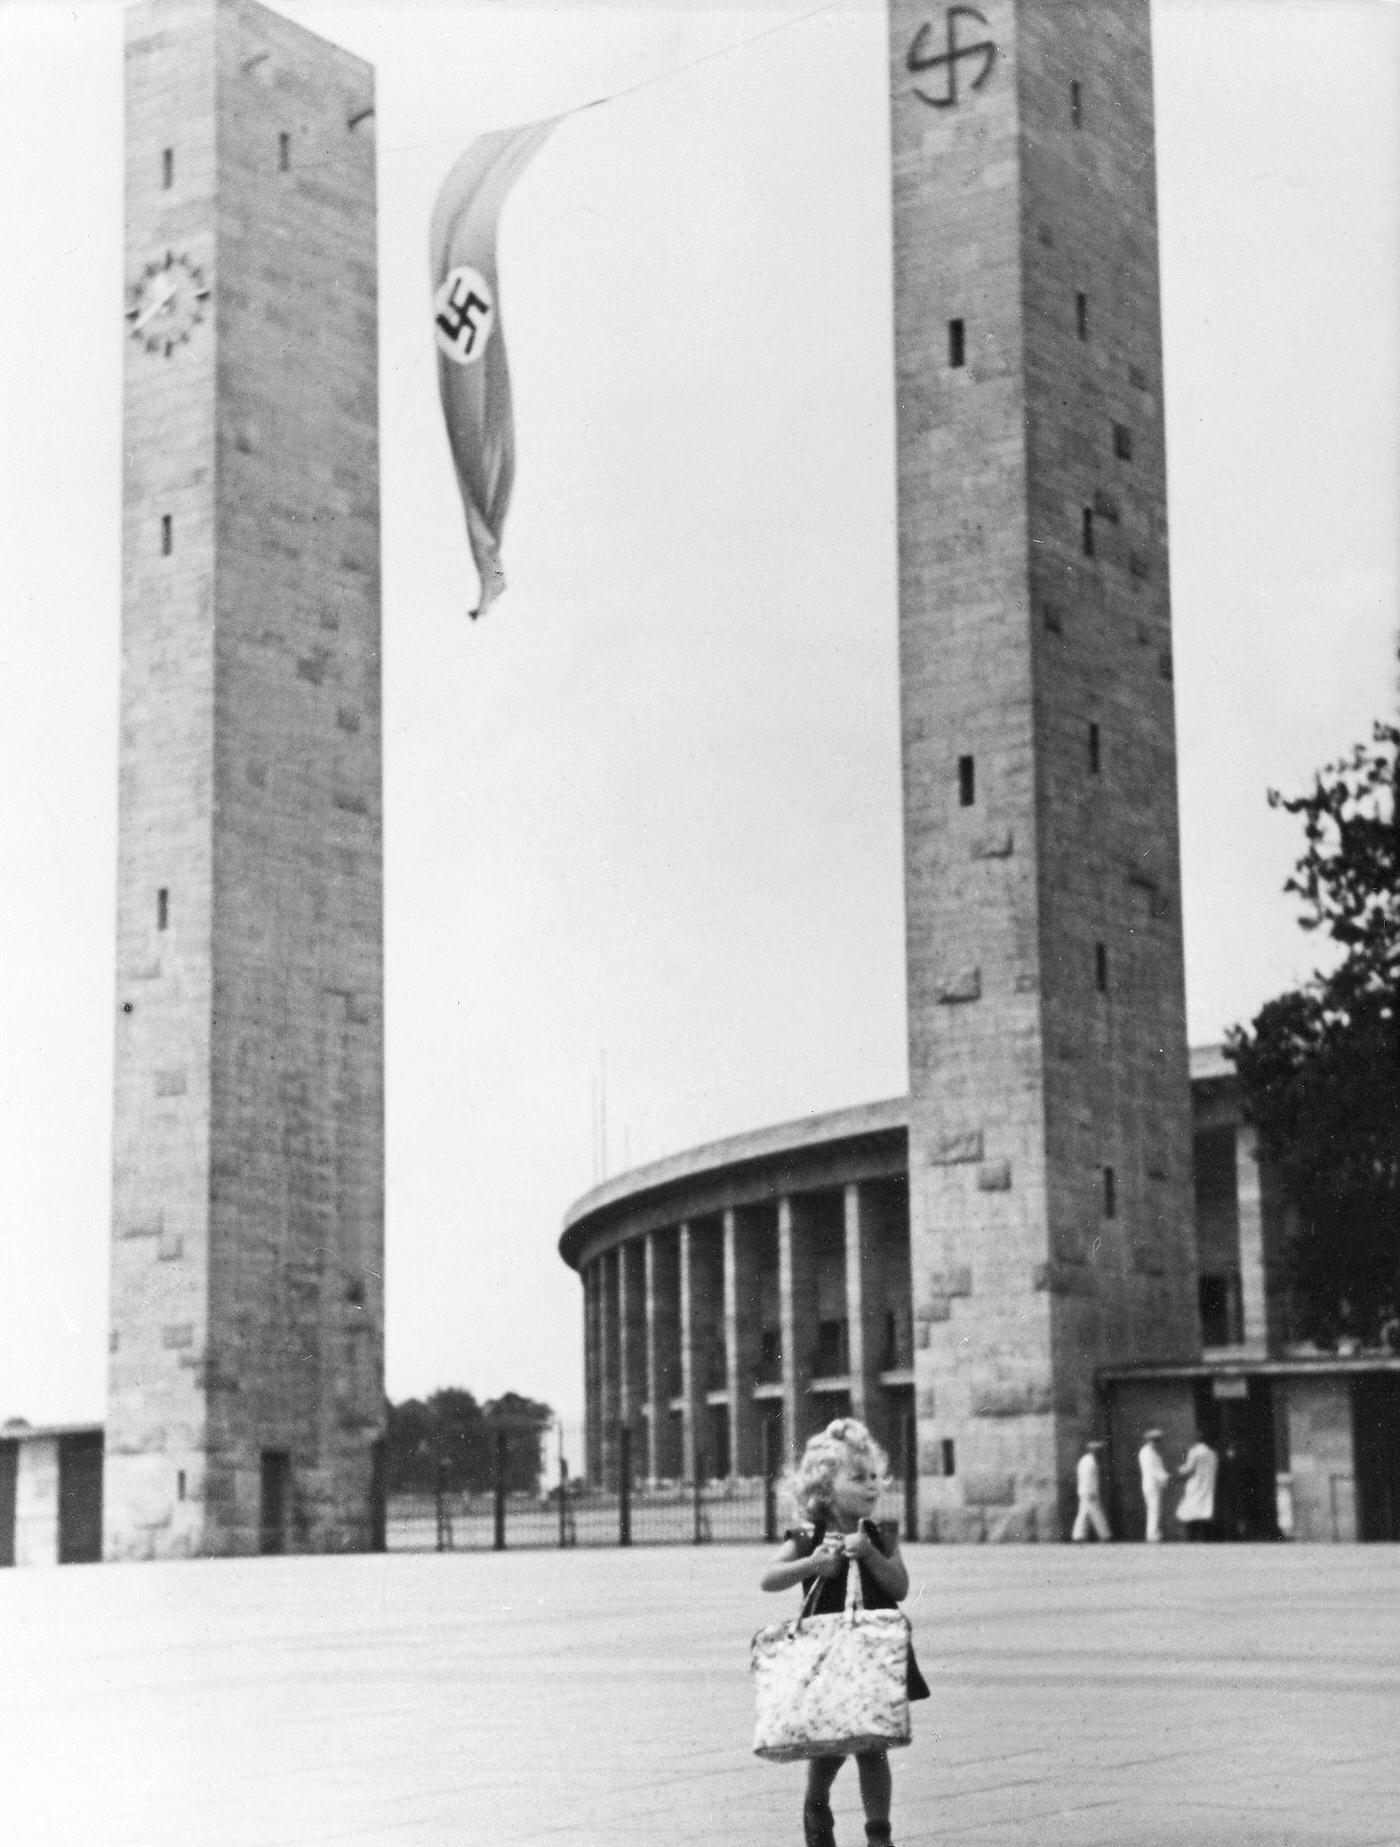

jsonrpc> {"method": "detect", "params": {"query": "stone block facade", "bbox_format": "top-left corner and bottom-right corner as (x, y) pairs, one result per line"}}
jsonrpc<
(106, 0), (383, 1559)
(14, 1436), (62, 1568)
(1285, 1378), (1358, 1543)
(889, 0), (1198, 1541)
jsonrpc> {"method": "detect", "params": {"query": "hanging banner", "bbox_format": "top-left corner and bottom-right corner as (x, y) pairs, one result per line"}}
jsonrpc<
(429, 118), (557, 618)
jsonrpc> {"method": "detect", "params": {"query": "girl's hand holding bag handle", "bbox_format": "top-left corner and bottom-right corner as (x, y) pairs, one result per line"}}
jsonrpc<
(750, 1543), (912, 1761)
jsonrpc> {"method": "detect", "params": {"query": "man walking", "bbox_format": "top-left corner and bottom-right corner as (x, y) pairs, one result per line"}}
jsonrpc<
(1138, 1428), (1170, 1542)
(1072, 1439), (1111, 1542)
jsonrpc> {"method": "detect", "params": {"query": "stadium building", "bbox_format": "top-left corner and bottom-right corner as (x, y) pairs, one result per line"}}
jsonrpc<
(561, 1048), (1400, 1543)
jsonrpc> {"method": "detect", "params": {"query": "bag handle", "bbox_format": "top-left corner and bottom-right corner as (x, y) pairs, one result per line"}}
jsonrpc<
(843, 1548), (864, 1619)
(795, 1531), (866, 1628)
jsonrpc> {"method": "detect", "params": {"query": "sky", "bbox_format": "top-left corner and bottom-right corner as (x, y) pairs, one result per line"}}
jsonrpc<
(0, 0), (1397, 1437)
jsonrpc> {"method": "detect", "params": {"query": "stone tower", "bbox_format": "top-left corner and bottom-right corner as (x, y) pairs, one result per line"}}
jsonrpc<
(889, 0), (1199, 1539)
(106, 0), (384, 1558)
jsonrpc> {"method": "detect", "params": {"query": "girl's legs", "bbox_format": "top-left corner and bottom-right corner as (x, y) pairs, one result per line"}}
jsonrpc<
(855, 1751), (893, 1843)
(802, 1756), (843, 1846)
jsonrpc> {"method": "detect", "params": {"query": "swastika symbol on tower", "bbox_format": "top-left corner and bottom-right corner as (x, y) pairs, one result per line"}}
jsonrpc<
(434, 265), (496, 365)
(907, 6), (997, 109)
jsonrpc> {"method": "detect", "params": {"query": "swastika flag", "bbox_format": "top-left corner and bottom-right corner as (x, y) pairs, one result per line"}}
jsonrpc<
(429, 119), (557, 619)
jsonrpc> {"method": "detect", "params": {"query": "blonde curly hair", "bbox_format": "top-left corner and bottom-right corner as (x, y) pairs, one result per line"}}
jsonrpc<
(784, 1417), (890, 1521)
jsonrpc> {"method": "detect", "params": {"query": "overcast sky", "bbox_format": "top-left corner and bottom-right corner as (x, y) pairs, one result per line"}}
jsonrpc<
(0, 0), (1396, 1436)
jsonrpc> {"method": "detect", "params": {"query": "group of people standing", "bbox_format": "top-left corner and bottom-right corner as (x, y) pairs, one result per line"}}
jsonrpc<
(1073, 1429), (1220, 1542)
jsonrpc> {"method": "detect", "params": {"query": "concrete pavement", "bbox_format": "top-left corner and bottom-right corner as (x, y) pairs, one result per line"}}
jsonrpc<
(3, 1542), (1398, 1846)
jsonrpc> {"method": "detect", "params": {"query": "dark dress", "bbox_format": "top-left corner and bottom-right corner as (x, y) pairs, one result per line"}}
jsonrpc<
(787, 1516), (930, 1701)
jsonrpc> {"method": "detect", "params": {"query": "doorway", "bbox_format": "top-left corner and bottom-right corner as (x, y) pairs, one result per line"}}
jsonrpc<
(1354, 1377), (1400, 1542)
(57, 1432), (104, 1563)
(0, 1441), (16, 1567)
(1192, 1376), (1280, 1540)
(259, 1449), (292, 1555)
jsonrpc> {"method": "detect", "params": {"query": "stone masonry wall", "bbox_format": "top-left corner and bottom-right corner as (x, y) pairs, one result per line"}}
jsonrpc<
(108, 0), (383, 1559)
(15, 1437), (60, 1568)
(205, 0), (383, 1554)
(107, 0), (220, 1560)
(1286, 1378), (1358, 1543)
(889, 0), (1196, 1541)
(1018, 1), (1198, 1504)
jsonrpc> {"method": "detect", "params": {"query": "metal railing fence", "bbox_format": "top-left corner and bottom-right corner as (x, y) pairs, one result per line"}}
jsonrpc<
(387, 1416), (918, 1552)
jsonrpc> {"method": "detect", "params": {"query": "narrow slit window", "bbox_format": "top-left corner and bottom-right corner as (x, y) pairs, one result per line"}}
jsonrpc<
(1082, 508), (1095, 557)
(157, 887), (169, 932)
(1103, 1166), (1117, 1218)
(278, 131), (291, 172)
(1088, 722), (1101, 774)
(948, 318), (966, 369)
(958, 754), (976, 807)
(1114, 422), (1133, 461)
(1095, 942), (1108, 992)
(941, 1438), (956, 1476)
(162, 147), (174, 189)
(177, 1470), (186, 1501)
(1076, 291), (1089, 341)
(161, 514), (172, 556)
(1070, 80), (1083, 128)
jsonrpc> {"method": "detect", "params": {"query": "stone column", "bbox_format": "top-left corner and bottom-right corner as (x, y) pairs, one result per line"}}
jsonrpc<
(724, 1208), (760, 1476)
(644, 1230), (661, 1483)
(845, 1182), (883, 1425)
(598, 1249), (618, 1490)
(779, 1197), (797, 1465)
(1235, 1122), (1268, 1355)
(617, 1241), (635, 1430)
(679, 1221), (700, 1481)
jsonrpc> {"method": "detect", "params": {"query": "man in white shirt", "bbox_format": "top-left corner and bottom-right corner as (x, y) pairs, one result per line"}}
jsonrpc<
(1072, 1439), (1111, 1541)
(1176, 1436), (1219, 1540)
(1138, 1429), (1169, 1542)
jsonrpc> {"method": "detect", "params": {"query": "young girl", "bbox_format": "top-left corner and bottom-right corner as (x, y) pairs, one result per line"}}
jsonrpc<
(760, 1418), (928, 1847)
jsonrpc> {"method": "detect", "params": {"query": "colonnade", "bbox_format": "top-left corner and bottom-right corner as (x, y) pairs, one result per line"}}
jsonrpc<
(579, 1177), (913, 1490)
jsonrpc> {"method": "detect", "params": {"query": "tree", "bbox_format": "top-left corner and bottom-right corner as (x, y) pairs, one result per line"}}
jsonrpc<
(384, 1387), (554, 1495)
(483, 1392), (555, 1495)
(1226, 707), (1400, 1344)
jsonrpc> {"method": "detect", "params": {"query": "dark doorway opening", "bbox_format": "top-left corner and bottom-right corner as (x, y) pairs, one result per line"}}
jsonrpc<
(1192, 1377), (1280, 1539)
(1354, 1377), (1400, 1541)
(708, 1404), (730, 1479)
(1198, 1270), (1244, 1348)
(259, 1449), (291, 1555)
(0, 1441), (17, 1567)
(57, 1432), (104, 1563)
(369, 1436), (387, 1554)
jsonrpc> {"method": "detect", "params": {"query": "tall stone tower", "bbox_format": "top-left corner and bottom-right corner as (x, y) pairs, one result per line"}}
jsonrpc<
(106, 0), (384, 1558)
(890, 0), (1198, 1539)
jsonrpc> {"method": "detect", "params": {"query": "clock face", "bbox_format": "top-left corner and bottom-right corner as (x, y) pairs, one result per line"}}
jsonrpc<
(125, 250), (210, 356)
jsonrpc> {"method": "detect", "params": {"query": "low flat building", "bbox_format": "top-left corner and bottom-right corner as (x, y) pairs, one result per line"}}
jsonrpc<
(0, 1421), (104, 1566)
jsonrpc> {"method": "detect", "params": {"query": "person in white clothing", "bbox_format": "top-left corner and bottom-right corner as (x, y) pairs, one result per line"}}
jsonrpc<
(1176, 1436), (1219, 1540)
(1138, 1429), (1169, 1541)
(1072, 1439), (1111, 1541)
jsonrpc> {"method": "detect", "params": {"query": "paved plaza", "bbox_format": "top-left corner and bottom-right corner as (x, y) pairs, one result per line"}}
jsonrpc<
(4, 1542), (1399, 1847)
